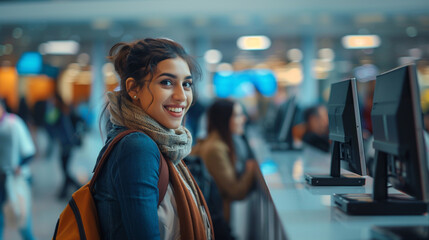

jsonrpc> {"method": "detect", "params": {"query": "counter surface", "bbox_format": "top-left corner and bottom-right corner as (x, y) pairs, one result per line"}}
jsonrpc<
(250, 138), (429, 240)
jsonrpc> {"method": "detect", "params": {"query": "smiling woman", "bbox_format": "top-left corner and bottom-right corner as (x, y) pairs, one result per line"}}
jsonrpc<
(93, 38), (214, 240)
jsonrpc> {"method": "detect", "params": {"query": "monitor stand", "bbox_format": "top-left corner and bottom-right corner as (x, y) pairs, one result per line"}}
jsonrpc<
(333, 150), (428, 215)
(305, 174), (365, 186)
(305, 141), (365, 186)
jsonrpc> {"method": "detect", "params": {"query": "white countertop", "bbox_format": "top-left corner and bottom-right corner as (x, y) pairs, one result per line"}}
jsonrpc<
(250, 138), (429, 240)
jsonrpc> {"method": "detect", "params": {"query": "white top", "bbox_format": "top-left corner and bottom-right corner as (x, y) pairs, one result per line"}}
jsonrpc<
(0, 113), (35, 174)
(158, 184), (180, 240)
(157, 164), (211, 240)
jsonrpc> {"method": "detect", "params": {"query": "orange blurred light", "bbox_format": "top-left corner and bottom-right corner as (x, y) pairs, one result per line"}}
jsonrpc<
(0, 66), (19, 111)
(237, 35), (271, 50)
(342, 35), (381, 49)
(26, 75), (55, 107)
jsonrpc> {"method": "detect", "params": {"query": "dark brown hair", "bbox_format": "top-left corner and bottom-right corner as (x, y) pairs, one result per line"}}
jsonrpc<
(100, 38), (202, 133)
(108, 38), (201, 101)
(207, 99), (236, 164)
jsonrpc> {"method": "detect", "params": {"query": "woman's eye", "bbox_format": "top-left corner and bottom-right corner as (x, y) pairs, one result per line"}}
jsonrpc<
(160, 80), (173, 86)
(183, 81), (193, 88)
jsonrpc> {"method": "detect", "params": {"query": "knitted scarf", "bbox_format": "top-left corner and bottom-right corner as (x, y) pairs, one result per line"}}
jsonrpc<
(107, 91), (192, 165)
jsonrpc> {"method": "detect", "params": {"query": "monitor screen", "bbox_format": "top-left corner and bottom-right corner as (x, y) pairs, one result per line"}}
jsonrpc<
(264, 95), (301, 151)
(328, 78), (366, 176)
(371, 64), (429, 201)
(278, 95), (297, 144)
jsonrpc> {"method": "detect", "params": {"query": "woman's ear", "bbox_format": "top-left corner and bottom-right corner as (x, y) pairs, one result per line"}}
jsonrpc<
(125, 77), (138, 99)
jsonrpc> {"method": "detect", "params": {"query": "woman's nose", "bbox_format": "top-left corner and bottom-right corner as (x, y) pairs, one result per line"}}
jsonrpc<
(173, 85), (186, 102)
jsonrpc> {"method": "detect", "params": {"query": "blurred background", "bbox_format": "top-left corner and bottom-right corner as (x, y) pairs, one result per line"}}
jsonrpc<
(1, 0), (429, 239)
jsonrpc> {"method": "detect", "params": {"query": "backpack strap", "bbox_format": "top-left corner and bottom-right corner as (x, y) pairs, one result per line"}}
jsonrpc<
(157, 153), (169, 206)
(89, 129), (169, 206)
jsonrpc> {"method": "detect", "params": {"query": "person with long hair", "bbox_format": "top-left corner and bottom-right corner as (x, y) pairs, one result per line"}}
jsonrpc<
(191, 99), (258, 239)
(94, 38), (213, 239)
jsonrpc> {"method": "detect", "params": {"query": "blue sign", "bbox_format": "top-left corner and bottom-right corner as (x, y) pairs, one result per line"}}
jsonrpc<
(213, 69), (277, 98)
(17, 52), (43, 75)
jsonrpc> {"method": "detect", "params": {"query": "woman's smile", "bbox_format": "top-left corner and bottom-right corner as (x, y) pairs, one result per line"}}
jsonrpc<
(164, 105), (186, 117)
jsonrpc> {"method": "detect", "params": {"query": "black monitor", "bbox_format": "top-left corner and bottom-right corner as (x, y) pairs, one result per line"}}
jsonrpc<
(334, 64), (429, 215)
(269, 95), (300, 151)
(278, 95), (297, 143)
(305, 78), (367, 186)
(263, 98), (288, 140)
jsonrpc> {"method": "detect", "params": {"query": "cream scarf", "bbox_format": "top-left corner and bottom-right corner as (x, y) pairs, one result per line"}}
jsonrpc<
(107, 91), (192, 165)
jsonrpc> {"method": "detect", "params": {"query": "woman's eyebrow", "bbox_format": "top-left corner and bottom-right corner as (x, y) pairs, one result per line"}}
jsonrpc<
(158, 73), (177, 79)
(158, 73), (193, 80)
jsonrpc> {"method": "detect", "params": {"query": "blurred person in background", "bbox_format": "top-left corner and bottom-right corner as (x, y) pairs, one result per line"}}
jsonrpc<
(361, 88), (374, 141)
(0, 99), (37, 240)
(45, 93), (81, 199)
(93, 38), (214, 239)
(191, 98), (258, 240)
(300, 104), (330, 152)
(185, 99), (206, 145)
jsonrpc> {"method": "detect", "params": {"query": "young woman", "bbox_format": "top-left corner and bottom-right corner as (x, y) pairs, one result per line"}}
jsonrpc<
(191, 99), (258, 239)
(94, 38), (213, 239)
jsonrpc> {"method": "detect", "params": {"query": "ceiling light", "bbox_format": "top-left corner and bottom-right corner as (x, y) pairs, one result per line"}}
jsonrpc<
(204, 49), (222, 64)
(39, 40), (79, 55)
(341, 35), (381, 49)
(237, 35), (271, 50)
(287, 48), (303, 62)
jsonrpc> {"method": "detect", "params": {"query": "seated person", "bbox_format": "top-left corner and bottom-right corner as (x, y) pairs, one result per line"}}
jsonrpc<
(191, 99), (258, 240)
(300, 104), (330, 152)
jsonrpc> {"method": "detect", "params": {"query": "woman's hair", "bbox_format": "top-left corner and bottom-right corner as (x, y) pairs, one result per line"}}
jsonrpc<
(207, 99), (236, 164)
(108, 38), (201, 102)
(100, 38), (202, 134)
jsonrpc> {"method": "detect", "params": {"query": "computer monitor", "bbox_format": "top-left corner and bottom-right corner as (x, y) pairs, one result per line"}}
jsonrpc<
(267, 95), (300, 151)
(334, 64), (429, 215)
(305, 78), (367, 186)
(278, 95), (297, 144)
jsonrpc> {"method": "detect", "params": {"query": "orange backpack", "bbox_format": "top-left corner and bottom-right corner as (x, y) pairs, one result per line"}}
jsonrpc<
(52, 130), (169, 240)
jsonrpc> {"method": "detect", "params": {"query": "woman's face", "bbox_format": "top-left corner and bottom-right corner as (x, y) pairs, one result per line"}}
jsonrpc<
(230, 103), (246, 135)
(133, 57), (193, 129)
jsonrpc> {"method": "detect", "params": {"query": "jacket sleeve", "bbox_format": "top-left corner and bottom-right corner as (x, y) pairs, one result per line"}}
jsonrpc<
(111, 132), (161, 240)
(202, 143), (254, 200)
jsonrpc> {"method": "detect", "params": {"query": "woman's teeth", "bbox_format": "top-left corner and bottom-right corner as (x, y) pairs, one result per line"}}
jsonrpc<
(167, 107), (183, 113)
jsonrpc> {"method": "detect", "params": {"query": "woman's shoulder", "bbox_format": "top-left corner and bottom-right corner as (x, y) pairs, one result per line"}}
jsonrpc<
(102, 128), (160, 161)
(200, 132), (229, 153)
(109, 130), (161, 172)
(117, 130), (159, 153)
(107, 126), (155, 144)
(3, 113), (24, 126)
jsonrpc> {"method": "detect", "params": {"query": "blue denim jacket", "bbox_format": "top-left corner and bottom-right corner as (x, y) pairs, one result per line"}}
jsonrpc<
(93, 126), (162, 239)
